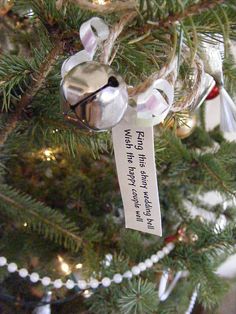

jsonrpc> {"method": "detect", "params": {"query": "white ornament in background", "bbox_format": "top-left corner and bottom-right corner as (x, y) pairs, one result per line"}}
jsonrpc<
(185, 285), (200, 314)
(158, 268), (199, 314)
(32, 291), (52, 314)
(158, 270), (189, 301)
(201, 36), (236, 133)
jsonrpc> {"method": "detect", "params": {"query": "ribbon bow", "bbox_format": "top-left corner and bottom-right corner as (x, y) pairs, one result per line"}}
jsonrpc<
(136, 57), (177, 127)
(61, 18), (178, 128)
(201, 40), (236, 133)
(61, 17), (109, 78)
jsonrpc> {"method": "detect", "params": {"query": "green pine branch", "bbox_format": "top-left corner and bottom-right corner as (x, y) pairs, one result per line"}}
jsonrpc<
(141, 0), (225, 28)
(118, 279), (158, 314)
(0, 55), (33, 111)
(0, 184), (82, 251)
(0, 36), (64, 145)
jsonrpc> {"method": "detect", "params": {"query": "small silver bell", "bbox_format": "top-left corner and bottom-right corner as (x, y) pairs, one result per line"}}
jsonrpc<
(60, 61), (128, 131)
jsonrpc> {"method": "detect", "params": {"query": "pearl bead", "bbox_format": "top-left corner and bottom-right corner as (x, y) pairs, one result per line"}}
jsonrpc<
(42, 276), (51, 286)
(0, 257), (7, 266)
(151, 255), (159, 263)
(138, 262), (146, 271)
(123, 271), (132, 279)
(30, 272), (39, 283)
(101, 277), (111, 287)
(144, 259), (153, 268)
(19, 268), (28, 278)
(7, 263), (17, 273)
(66, 279), (75, 289)
(157, 251), (165, 259)
(89, 279), (99, 289)
(166, 242), (175, 251)
(78, 280), (87, 290)
(113, 274), (122, 284)
(131, 266), (141, 276)
(161, 247), (168, 255)
(54, 279), (63, 289)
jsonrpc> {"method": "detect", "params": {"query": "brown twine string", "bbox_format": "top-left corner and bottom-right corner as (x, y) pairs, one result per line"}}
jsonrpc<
(128, 49), (204, 113)
(100, 11), (137, 65)
(128, 57), (178, 98)
(172, 56), (204, 112)
(96, 3), (205, 113)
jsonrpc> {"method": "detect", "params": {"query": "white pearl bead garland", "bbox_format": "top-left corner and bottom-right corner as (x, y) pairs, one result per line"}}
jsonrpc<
(151, 254), (159, 263)
(131, 266), (141, 276)
(101, 277), (111, 287)
(123, 271), (132, 279)
(157, 251), (165, 259)
(30, 272), (40, 283)
(19, 268), (28, 278)
(144, 259), (153, 268)
(0, 257), (7, 266)
(8, 263), (17, 273)
(53, 279), (63, 289)
(90, 279), (99, 289)
(42, 276), (51, 286)
(66, 279), (75, 289)
(138, 262), (146, 271)
(113, 274), (122, 284)
(78, 280), (87, 290)
(0, 242), (175, 291)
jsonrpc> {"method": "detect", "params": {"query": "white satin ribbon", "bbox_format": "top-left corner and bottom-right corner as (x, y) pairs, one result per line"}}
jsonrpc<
(61, 17), (109, 78)
(158, 270), (184, 301)
(201, 39), (236, 133)
(136, 58), (177, 127)
(220, 87), (236, 132)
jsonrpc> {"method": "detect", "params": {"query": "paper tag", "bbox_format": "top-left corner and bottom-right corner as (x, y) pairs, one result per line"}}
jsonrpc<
(112, 107), (162, 236)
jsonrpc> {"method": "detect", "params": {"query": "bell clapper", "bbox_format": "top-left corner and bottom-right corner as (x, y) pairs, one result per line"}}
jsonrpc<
(70, 76), (119, 111)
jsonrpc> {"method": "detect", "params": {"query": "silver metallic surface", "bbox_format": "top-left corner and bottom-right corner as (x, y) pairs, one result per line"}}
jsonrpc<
(61, 61), (128, 131)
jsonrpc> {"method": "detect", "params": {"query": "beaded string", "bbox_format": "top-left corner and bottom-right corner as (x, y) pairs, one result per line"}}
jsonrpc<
(0, 242), (175, 290)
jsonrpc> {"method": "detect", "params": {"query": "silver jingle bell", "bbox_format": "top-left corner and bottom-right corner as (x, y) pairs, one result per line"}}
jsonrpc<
(61, 61), (128, 131)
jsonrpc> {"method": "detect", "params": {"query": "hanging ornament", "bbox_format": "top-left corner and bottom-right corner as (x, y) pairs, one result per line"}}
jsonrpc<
(158, 270), (187, 301)
(201, 38), (236, 132)
(165, 225), (199, 245)
(175, 114), (197, 139)
(61, 61), (128, 131)
(60, 17), (128, 132)
(135, 57), (178, 127)
(32, 291), (52, 314)
(206, 84), (220, 100)
(163, 113), (197, 139)
(185, 285), (200, 314)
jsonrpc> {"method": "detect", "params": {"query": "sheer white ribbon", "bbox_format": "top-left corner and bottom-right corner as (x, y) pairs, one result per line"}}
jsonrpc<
(201, 40), (236, 133)
(136, 57), (177, 127)
(61, 17), (109, 78)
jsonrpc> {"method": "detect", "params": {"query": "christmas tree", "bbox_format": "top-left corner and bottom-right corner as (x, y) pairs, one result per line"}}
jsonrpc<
(0, 0), (236, 313)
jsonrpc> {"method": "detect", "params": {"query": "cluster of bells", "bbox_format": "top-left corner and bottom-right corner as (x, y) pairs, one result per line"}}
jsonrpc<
(61, 61), (220, 138)
(165, 225), (199, 244)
